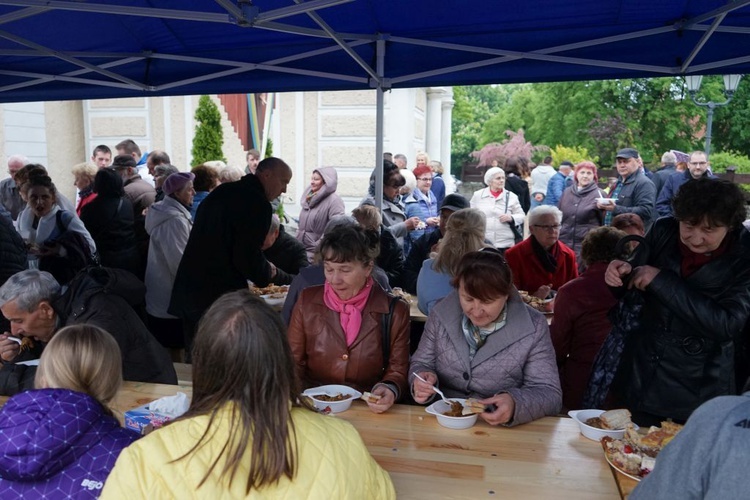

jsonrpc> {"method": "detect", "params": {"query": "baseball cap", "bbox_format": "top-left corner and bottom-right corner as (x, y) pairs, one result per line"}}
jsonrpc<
(616, 148), (640, 159)
(440, 193), (470, 212)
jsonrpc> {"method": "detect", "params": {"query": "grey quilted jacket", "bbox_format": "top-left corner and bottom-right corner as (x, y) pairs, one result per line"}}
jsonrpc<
(409, 290), (562, 426)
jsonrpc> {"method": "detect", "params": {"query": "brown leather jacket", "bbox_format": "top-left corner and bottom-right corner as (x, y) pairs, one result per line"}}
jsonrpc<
(288, 284), (410, 399)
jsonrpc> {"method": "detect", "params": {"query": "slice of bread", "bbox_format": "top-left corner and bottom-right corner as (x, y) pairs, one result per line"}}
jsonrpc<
(600, 409), (632, 430)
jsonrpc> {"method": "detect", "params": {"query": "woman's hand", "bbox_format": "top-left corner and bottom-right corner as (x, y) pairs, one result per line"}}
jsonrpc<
(405, 216), (421, 231)
(37, 243), (61, 257)
(605, 260), (632, 287)
(426, 216), (440, 227)
(367, 385), (395, 414)
(532, 284), (552, 299)
(629, 265), (660, 291)
(498, 214), (513, 223)
(478, 393), (516, 426)
(0, 333), (20, 363)
(412, 371), (438, 404)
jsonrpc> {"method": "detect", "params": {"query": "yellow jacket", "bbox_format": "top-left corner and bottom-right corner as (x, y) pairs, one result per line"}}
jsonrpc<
(101, 405), (395, 499)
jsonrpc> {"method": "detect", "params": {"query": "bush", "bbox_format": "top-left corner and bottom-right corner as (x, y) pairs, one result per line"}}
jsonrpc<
(550, 145), (599, 166)
(191, 95), (225, 165)
(708, 151), (750, 174)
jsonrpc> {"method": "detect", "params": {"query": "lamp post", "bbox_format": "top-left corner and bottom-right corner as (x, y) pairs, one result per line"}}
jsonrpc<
(685, 74), (742, 157)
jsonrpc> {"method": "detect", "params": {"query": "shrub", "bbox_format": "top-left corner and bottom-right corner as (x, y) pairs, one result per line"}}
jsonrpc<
(192, 95), (225, 165)
(550, 145), (599, 166)
(708, 150), (750, 174)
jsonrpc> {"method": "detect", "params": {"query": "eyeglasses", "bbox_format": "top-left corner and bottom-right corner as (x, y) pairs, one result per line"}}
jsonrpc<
(417, 177), (433, 182)
(689, 161), (707, 166)
(533, 224), (561, 231)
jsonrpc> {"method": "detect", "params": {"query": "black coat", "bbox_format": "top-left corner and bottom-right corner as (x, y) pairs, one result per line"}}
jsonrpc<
(264, 225), (310, 286)
(169, 174), (273, 322)
(402, 230), (442, 294)
(0, 267), (177, 396)
(505, 175), (531, 213)
(612, 218), (750, 421)
(0, 213), (27, 333)
(377, 224), (404, 288)
(80, 196), (140, 276)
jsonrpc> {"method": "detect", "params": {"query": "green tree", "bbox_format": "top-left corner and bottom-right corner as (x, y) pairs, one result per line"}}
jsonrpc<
(191, 95), (225, 165)
(711, 77), (750, 157)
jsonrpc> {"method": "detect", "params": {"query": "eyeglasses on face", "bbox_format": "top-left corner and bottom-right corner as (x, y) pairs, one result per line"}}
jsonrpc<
(417, 177), (433, 182)
(532, 224), (561, 231)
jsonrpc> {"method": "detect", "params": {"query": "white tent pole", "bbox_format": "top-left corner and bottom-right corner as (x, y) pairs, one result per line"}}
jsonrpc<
(374, 38), (385, 211)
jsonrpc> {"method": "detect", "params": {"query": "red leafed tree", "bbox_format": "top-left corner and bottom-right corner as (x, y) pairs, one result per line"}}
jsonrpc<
(471, 129), (545, 167)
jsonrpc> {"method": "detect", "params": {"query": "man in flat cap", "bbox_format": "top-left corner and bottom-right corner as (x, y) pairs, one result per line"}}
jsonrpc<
(597, 148), (656, 231)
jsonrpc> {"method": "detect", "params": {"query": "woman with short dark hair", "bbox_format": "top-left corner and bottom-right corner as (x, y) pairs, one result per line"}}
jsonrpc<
(410, 250), (562, 426)
(102, 291), (395, 498)
(80, 169), (140, 276)
(288, 225), (410, 413)
(606, 177), (750, 426)
(550, 226), (626, 410)
(190, 164), (220, 220)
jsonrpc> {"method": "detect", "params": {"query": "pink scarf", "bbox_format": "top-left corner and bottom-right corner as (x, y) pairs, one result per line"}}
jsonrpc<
(323, 277), (373, 346)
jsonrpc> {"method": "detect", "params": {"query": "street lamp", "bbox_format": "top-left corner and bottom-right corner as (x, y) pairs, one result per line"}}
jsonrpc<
(685, 74), (743, 157)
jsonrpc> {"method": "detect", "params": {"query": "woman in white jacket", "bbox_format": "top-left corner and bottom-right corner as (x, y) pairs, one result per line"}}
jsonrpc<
(470, 167), (525, 252)
(144, 172), (194, 360)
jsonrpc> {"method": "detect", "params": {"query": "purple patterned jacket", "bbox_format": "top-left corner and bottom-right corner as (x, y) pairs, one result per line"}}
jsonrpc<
(0, 389), (137, 498)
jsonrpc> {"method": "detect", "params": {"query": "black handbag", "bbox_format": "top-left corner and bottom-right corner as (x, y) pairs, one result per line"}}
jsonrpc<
(504, 192), (524, 244)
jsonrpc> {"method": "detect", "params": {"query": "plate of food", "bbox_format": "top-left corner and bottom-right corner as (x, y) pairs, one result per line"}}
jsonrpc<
(425, 398), (483, 429)
(303, 385), (362, 413)
(391, 287), (413, 304)
(518, 290), (554, 313)
(249, 283), (290, 296)
(602, 421), (683, 481)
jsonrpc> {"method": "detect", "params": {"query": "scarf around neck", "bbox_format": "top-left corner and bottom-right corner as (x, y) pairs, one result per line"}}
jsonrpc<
(531, 235), (559, 274)
(323, 277), (374, 346)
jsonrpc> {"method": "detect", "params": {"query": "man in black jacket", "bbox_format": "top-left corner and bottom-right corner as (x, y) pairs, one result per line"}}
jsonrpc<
(401, 193), (470, 294)
(0, 212), (26, 333)
(0, 268), (177, 395)
(262, 214), (309, 285)
(169, 157), (292, 349)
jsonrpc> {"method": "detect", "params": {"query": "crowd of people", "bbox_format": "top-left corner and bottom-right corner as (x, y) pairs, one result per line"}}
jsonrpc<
(0, 142), (748, 498)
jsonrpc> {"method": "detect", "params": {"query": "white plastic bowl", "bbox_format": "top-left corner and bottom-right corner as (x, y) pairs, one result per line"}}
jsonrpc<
(596, 197), (615, 205)
(426, 399), (478, 429)
(568, 409), (638, 441)
(303, 385), (362, 413)
(260, 293), (287, 307)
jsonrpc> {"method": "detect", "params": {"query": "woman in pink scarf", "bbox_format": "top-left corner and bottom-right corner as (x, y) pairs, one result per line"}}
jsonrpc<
(288, 225), (410, 413)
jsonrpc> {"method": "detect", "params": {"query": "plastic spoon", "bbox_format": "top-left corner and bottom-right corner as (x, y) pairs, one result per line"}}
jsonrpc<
(412, 372), (451, 404)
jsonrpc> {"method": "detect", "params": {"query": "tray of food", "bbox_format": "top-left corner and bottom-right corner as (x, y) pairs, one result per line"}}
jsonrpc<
(518, 290), (554, 313)
(602, 421), (683, 481)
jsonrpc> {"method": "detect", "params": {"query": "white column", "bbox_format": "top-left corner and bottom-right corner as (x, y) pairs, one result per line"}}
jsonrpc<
(425, 87), (445, 161)
(440, 87), (455, 173)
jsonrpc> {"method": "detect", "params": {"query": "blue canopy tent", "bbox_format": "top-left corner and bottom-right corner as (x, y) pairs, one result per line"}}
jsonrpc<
(0, 0), (748, 197)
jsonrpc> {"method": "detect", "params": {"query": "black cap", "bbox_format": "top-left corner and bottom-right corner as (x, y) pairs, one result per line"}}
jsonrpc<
(440, 193), (470, 212)
(616, 148), (640, 159)
(110, 154), (136, 170)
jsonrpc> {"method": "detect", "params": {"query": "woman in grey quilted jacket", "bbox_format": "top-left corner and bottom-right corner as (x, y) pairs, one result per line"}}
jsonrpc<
(410, 250), (562, 426)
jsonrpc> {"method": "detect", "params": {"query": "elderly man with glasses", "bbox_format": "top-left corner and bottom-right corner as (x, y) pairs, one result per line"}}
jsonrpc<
(656, 151), (716, 217)
(505, 205), (578, 299)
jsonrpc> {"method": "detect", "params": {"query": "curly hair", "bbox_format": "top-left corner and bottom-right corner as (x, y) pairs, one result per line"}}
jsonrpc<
(580, 227), (627, 266)
(672, 177), (747, 231)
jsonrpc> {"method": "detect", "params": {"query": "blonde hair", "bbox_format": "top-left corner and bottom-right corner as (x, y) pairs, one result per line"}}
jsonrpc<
(71, 162), (97, 180)
(351, 204), (382, 231)
(433, 208), (487, 276)
(415, 151), (430, 165)
(35, 324), (122, 407)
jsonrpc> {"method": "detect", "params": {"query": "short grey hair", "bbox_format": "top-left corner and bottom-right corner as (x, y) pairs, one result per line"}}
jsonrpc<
(661, 151), (677, 165)
(219, 166), (243, 183)
(528, 205), (562, 226)
(268, 213), (280, 233)
(154, 163), (179, 178)
(8, 154), (29, 167)
(0, 270), (61, 311)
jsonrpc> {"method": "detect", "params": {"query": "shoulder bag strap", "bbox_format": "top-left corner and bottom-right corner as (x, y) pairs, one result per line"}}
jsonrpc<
(381, 296), (400, 370)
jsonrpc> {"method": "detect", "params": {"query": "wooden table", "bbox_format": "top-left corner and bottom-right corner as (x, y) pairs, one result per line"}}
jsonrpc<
(107, 382), (628, 498)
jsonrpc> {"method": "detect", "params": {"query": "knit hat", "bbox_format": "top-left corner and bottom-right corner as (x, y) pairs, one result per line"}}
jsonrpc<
(163, 172), (195, 195)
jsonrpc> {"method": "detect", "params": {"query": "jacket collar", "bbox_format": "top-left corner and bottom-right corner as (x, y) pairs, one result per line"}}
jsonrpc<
(478, 187), (503, 200)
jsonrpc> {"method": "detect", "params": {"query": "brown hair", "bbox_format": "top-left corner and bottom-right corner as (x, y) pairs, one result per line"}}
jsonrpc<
(179, 291), (301, 493)
(611, 213), (645, 235)
(35, 324), (122, 413)
(192, 164), (220, 192)
(351, 204), (382, 231)
(433, 209), (487, 276)
(581, 227), (627, 266)
(451, 250), (513, 301)
(318, 224), (379, 266)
